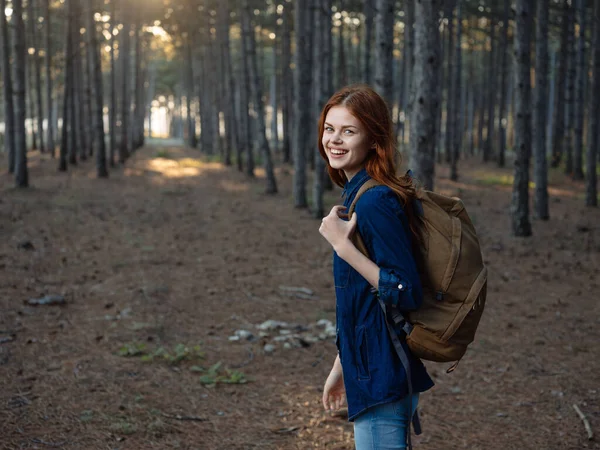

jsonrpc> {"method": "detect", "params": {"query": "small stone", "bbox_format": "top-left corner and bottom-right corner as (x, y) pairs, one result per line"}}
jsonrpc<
(234, 329), (254, 340)
(279, 329), (292, 335)
(496, 412), (508, 417)
(316, 319), (332, 328)
(257, 320), (288, 331)
(258, 331), (270, 338)
(228, 336), (241, 342)
(273, 335), (289, 342)
(264, 344), (275, 354)
(450, 387), (462, 394)
(283, 342), (292, 350)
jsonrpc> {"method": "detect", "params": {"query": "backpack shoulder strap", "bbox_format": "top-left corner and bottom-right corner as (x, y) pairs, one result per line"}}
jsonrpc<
(348, 179), (381, 216)
(347, 179), (380, 258)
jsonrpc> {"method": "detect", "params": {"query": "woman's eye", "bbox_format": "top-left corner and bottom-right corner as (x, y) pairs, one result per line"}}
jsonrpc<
(325, 126), (334, 132)
(344, 130), (354, 135)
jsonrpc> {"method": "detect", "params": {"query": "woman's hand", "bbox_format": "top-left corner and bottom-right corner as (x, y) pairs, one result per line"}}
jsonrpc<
(319, 205), (357, 253)
(323, 355), (346, 411)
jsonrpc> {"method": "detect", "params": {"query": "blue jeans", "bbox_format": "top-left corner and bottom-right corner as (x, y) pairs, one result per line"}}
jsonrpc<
(353, 394), (419, 450)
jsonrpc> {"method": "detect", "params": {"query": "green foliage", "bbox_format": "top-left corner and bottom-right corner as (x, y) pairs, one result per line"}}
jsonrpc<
(195, 361), (251, 386)
(117, 342), (147, 357)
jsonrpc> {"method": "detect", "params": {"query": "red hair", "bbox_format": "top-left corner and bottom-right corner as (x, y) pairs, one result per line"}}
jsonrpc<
(318, 84), (422, 240)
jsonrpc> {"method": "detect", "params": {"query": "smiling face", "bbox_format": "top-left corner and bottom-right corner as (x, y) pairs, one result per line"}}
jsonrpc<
(321, 106), (373, 181)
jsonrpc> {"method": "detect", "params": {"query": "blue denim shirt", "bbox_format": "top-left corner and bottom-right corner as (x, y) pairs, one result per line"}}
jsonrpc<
(334, 168), (434, 421)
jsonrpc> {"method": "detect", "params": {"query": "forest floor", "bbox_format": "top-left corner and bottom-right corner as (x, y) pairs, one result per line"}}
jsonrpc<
(1, 142), (599, 450)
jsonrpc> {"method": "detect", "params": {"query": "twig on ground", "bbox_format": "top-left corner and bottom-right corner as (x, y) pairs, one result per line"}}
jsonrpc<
(162, 412), (208, 422)
(30, 438), (68, 447)
(573, 404), (594, 440)
(231, 348), (254, 369)
(278, 286), (314, 296)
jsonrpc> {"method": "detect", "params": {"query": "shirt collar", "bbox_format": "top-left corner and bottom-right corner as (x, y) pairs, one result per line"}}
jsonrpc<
(342, 167), (370, 199)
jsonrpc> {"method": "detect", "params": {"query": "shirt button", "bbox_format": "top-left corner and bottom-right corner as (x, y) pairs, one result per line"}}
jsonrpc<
(398, 283), (404, 290)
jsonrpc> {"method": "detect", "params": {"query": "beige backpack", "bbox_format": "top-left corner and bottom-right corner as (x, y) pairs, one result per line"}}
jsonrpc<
(349, 180), (487, 370)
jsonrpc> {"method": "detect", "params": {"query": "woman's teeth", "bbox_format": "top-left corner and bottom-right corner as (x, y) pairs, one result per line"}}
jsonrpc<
(330, 149), (348, 155)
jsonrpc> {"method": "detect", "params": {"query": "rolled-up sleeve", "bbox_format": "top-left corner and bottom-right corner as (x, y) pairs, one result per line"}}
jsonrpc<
(355, 187), (423, 311)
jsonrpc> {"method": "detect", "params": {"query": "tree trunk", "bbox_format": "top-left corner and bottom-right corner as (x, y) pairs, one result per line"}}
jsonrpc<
(119, 1), (131, 163)
(239, 13), (254, 176)
(1, 0), (16, 172)
(409, 0), (441, 191)
(281, 1), (292, 164)
(86, 0), (108, 177)
(59, 0), (73, 172)
(444, 3), (455, 164)
(241, 0), (278, 194)
(374, 0), (394, 109)
(293, 0), (311, 207)
(533, 0), (550, 219)
(44, 0), (55, 157)
(28, 0), (45, 153)
(450, 0), (462, 181)
(586, 0), (600, 206)
(402, 0), (415, 147)
(12, 0), (28, 187)
(484, 21), (497, 162)
(362, 1), (374, 84)
(185, 35), (197, 149)
(108, 0), (116, 167)
(511, 0), (533, 237)
(312, 0), (324, 218)
(498, 0), (510, 167)
(218, 0), (235, 167)
(564, 3), (576, 174)
(73, 1), (87, 162)
(336, 0), (347, 89)
(27, 51), (37, 151)
(572, 0), (586, 179)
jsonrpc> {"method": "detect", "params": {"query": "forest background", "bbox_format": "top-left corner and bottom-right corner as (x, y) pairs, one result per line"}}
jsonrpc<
(1, 0), (599, 448)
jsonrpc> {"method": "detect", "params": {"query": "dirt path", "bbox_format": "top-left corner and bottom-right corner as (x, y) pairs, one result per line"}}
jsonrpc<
(1, 145), (599, 449)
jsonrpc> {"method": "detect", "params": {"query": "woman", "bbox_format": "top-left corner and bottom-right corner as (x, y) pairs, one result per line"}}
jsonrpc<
(318, 85), (434, 449)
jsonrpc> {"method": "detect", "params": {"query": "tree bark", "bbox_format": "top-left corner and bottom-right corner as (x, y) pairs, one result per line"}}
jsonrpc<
(44, 0), (55, 157)
(484, 20), (497, 162)
(586, 0), (600, 206)
(534, 0), (550, 219)
(551, 1), (568, 170)
(119, 1), (131, 163)
(409, 0), (441, 191)
(12, 0), (28, 187)
(293, 0), (311, 207)
(59, 0), (73, 172)
(86, 0), (108, 177)
(336, 0), (347, 89)
(572, 0), (586, 179)
(498, 0), (510, 168)
(511, 0), (533, 237)
(108, 0), (116, 167)
(444, 3), (455, 164)
(362, 1), (374, 84)
(374, 0), (394, 109)
(241, 0), (278, 194)
(450, 0), (462, 181)
(1, 0), (16, 172)
(28, 0), (45, 153)
(564, 2), (576, 174)
(281, 1), (292, 164)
